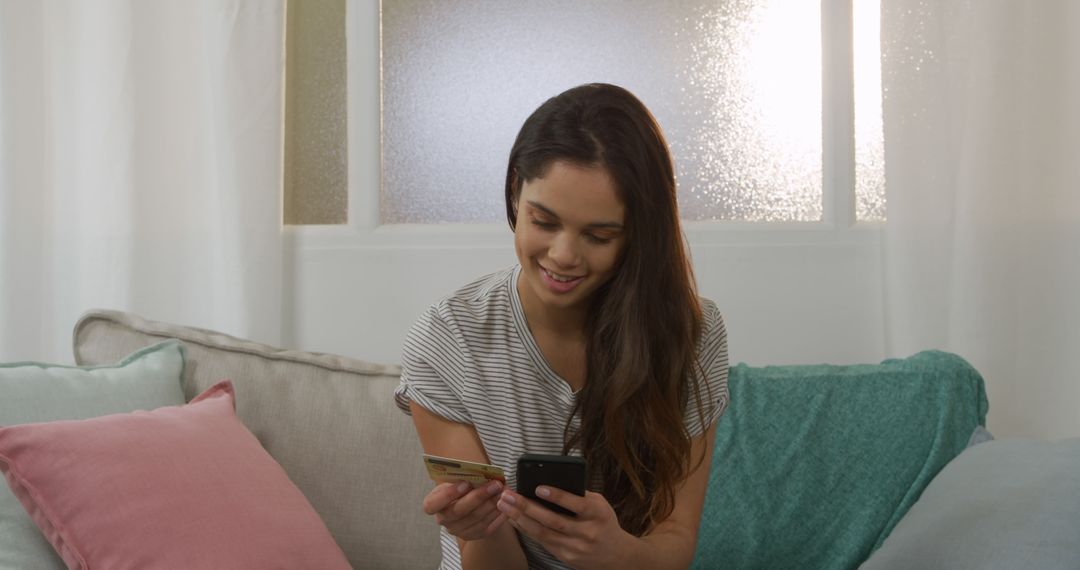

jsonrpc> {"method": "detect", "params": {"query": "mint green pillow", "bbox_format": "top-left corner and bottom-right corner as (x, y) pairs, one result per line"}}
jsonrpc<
(0, 341), (187, 570)
(693, 351), (988, 570)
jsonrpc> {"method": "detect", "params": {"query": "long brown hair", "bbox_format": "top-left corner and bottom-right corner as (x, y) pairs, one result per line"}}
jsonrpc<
(505, 83), (708, 536)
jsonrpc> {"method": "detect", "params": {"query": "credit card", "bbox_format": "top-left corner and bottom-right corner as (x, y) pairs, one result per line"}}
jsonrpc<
(422, 454), (506, 486)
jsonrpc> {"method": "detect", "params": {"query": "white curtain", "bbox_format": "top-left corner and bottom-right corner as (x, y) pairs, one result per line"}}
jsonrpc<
(0, 1), (285, 363)
(882, 1), (1080, 439)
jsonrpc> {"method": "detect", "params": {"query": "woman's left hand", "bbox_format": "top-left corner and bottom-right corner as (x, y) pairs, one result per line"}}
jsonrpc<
(496, 486), (634, 570)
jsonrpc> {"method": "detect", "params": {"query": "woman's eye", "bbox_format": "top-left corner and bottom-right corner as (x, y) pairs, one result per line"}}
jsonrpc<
(531, 220), (557, 230)
(585, 234), (613, 245)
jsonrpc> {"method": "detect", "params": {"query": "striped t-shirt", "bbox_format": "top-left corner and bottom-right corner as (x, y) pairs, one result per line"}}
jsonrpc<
(394, 265), (729, 570)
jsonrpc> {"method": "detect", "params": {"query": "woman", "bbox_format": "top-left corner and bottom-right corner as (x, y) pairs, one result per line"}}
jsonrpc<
(395, 83), (729, 569)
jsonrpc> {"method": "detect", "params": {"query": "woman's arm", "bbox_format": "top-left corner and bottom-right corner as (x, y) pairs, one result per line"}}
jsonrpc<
(497, 423), (718, 570)
(409, 401), (528, 570)
(630, 423), (717, 568)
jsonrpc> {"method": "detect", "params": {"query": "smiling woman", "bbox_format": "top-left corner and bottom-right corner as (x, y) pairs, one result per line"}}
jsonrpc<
(395, 83), (729, 570)
(513, 163), (626, 319)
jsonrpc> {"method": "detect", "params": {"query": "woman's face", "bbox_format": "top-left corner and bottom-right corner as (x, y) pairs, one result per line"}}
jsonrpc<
(514, 161), (627, 315)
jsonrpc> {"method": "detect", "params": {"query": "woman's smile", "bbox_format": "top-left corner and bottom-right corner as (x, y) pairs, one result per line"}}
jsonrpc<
(539, 265), (586, 293)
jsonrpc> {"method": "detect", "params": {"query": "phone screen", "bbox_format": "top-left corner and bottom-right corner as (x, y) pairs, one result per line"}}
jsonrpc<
(516, 454), (587, 517)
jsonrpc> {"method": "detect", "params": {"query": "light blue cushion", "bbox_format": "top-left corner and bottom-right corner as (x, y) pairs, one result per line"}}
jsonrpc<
(966, 424), (995, 447)
(861, 438), (1080, 570)
(0, 341), (187, 570)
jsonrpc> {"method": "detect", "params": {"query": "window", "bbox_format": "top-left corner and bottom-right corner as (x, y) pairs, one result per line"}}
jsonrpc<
(853, 0), (884, 222)
(379, 0), (884, 225)
(283, 0), (347, 225)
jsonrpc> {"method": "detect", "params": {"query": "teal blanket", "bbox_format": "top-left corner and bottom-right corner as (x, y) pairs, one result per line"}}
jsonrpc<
(692, 351), (988, 569)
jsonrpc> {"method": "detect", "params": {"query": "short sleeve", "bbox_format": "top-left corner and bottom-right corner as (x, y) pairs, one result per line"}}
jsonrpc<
(685, 299), (730, 438)
(393, 304), (473, 425)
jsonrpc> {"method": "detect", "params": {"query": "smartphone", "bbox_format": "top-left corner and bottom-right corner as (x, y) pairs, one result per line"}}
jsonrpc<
(516, 454), (587, 517)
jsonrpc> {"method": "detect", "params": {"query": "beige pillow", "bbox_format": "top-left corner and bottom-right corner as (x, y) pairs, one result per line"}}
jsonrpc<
(73, 310), (439, 570)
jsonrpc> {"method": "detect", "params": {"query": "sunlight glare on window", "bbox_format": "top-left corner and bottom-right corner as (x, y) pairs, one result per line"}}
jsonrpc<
(677, 0), (822, 221)
(381, 1), (866, 224)
(854, 0), (885, 221)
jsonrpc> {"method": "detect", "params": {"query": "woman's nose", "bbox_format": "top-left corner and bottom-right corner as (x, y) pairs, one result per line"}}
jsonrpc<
(548, 234), (581, 268)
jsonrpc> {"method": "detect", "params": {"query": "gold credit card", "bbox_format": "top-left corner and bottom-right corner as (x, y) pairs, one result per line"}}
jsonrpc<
(422, 454), (506, 486)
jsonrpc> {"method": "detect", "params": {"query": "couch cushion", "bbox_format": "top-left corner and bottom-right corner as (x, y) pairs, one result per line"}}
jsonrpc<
(73, 309), (439, 570)
(0, 380), (351, 569)
(860, 437), (1080, 570)
(692, 351), (989, 569)
(0, 340), (187, 570)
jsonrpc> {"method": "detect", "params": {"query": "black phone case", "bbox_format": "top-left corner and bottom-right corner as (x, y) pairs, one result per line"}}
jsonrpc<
(516, 454), (587, 517)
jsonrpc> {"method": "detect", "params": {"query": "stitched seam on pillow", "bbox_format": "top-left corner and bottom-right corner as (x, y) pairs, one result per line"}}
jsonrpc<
(75, 313), (400, 377)
(1, 339), (181, 372)
(0, 452), (90, 569)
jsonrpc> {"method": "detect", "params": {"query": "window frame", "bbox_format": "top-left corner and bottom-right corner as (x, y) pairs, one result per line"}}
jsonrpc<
(284, 0), (881, 251)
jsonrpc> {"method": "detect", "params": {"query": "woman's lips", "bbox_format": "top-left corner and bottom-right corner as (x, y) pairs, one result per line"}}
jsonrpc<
(540, 266), (585, 294)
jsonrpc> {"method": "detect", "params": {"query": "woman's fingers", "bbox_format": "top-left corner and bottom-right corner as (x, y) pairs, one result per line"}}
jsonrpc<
(452, 505), (506, 538)
(422, 481), (470, 515)
(447, 480), (503, 519)
(426, 480), (502, 517)
(498, 488), (629, 567)
(484, 512), (509, 535)
(436, 493), (498, 528)
(530, 485), (587, 517)
(497, 489), (577, 545)
(426, 479), (505, 540)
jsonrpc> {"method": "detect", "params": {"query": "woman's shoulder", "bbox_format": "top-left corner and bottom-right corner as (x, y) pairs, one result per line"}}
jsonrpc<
(696, 296), (728, 352)
(417, 265), (518, 328)
(692, 296), (730, 430)
(698, 296), (724, 329)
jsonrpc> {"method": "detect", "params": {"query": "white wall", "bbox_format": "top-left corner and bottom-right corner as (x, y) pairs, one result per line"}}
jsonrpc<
(282, 2), (887, 369)
(285, 235), (885, 367)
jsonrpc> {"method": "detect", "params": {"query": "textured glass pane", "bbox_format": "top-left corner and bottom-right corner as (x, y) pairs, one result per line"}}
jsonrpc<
(381, 0), (822, 224)
(284, 0), (347, 225)
(854, 0), (885, 222)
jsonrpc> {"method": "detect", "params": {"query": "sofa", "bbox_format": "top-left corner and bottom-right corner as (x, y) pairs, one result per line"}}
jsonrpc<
(1, 309), (1078, 569)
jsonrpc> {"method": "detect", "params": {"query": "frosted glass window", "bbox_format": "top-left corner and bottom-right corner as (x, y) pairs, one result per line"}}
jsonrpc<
(284, 0), (347, 225)
(381, 0), (826, 224)
(854, 0), (886, 222)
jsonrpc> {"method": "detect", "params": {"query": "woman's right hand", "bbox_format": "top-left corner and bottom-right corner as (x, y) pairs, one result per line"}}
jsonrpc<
(423, 479), (508, 541)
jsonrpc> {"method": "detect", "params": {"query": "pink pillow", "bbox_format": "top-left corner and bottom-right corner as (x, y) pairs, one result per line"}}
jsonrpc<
(0, 380), (351, 570)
